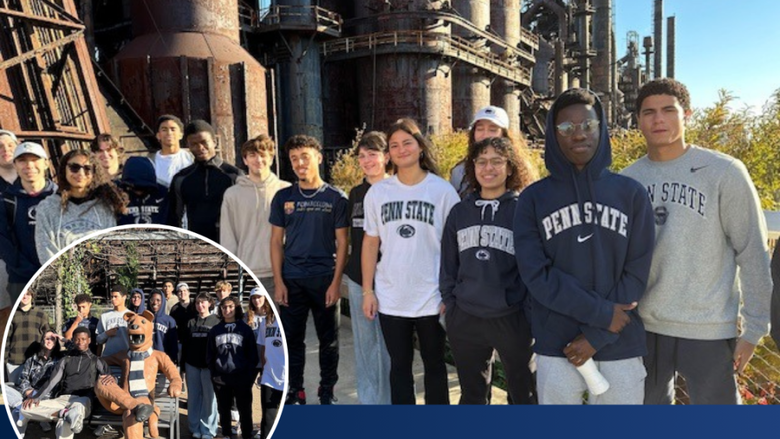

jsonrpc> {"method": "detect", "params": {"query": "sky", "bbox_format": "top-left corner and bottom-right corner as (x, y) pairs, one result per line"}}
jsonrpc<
(614, 0), (780, 112)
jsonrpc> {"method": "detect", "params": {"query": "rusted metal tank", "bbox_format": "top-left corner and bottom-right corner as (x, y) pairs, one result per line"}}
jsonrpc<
(355, 0), (452, 134)
(111, 0), (268, 164)
(490, 0), (521, 132)
(452, 0), (491, 130)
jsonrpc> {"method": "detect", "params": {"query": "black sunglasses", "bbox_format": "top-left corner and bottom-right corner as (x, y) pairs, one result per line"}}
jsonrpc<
(67, 163), (94, 174)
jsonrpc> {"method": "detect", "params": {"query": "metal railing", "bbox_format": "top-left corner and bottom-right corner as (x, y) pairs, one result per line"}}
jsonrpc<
(255, 5), (342, 34)
(322, 30), (531, 85)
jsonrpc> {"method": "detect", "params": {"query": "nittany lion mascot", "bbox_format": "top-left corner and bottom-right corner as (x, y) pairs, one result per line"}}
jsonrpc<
(96, 310), (182, 439)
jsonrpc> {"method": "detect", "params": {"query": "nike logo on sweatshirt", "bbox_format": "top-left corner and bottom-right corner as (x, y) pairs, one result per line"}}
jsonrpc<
(577, 233), (593, 243)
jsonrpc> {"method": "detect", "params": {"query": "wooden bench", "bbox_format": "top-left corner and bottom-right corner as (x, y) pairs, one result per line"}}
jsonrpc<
(88, 370), (180, 439)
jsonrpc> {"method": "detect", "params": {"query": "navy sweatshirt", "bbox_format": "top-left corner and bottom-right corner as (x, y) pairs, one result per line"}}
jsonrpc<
(0, 179), (57, 283)
(150, 292), (178, 363)
(514, 92), (655, 361)
(118, 156), (170, 225)
(168, 155), (242, 242)
(206, 319), (258, 385)
(440, 190), (525, 319)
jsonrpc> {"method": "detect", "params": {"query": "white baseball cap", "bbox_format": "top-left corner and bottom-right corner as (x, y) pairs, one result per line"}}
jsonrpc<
(0, 129), (18, 142)
(249, 286), (267, 297)
(13, 142), (47, 161)
(176, 282), (189, 291)
(470, 106), (510, 129)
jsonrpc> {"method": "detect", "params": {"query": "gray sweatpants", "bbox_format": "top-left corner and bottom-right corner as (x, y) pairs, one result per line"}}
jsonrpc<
(643, 332), (739, 404)
(536, 355), (646, 404)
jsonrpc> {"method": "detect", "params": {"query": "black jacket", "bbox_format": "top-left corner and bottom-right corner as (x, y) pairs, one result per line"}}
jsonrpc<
(168, 155), (242, 241)
(33, 348), (109, 400)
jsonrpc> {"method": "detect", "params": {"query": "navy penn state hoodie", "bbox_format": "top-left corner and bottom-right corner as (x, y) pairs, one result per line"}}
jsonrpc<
(440, 190), (525, 318)
(150, 290), (178, 364)
(118, 156), (169, 225)
(513, 91), (655, 360)
(0, 179), (57, 283)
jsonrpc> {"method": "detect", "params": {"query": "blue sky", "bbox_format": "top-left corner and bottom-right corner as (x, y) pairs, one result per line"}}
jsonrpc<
(614, 0), (779, 112)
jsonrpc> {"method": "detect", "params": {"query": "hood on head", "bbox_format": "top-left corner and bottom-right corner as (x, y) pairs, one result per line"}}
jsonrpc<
(120, 156), (157, 190)
(149, 288), (168, 319)
(128, 288), (146, 314)
(544, 88), (611, 180)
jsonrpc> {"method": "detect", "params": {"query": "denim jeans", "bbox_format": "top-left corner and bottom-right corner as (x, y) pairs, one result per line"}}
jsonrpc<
(346, 278), (391, 404)
(186, 363), (218, 438)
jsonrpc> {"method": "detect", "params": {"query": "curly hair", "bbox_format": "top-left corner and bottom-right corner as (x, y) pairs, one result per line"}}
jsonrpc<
(56, 149), (127, 214)
(284, 134), (321, 155)
(465, 137), (536, 193)
(385, 118), (440, 176)
(636, 78), (691, 113)
(242, 134), (276, 158)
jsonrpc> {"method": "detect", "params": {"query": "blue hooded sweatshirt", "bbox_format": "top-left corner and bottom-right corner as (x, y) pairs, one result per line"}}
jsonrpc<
(0, 179), (57, 283)
(127, 288), (146, 314)
(440, 190), (526, 319)
(513, 90), (655, 361)
(118, 156), (169, 225)
(149, 289), (178, 363)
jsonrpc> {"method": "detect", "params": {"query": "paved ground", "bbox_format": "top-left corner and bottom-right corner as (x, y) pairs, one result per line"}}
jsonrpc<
(300, 299), (508, 405)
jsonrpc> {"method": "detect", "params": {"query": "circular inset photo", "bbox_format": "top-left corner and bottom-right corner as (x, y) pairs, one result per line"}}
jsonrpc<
(0, 225), (287, 439)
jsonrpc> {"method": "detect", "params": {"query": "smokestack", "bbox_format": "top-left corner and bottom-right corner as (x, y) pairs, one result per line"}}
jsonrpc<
(643, 36), (653, 80)
(667, 16), (676, 78)
(653, 0), (663, 78)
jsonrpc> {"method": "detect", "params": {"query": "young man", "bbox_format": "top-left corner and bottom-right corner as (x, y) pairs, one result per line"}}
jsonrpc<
(0, 142), (57, 302)
(171, 282), (195, 343)
(5, 289), (51, 384)
(90, 133), (122, 180)
(117, 156), (169, 225)
(270, 134), (348, 404)
(62, 294), (99, 354)
(622, 78), (772, 404)
(168, 120), (242, 242)
(0, 129), (18, 328)
(95, 285), (132, 358)
(514, 88), (655, 404)
(212, 280), (232, 316)
(151, 115), (194, 188)
(149, 289), (178, 363)
(162, 279), (179, 314)
(221, 135), (290, 294)
(20, 327), (111, 439)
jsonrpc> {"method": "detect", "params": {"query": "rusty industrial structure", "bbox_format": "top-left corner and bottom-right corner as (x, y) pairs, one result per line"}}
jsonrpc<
(1, 0), (679, 170)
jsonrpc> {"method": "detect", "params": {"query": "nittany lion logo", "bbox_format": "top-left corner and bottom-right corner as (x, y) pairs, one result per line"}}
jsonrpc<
(475, 249), (491, 261)
(654, 206), (668, 226)
(273, 339), (282, 348)
(284, 201), (295, 215)
(396, 224), (416, 238)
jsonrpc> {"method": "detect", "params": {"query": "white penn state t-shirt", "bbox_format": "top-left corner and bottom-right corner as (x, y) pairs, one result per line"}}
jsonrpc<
(363, 173), (459, 318)
(257, 318), (285, 391)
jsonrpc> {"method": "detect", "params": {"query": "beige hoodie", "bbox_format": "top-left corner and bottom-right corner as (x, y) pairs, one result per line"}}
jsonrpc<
(220, 173), (290, 278)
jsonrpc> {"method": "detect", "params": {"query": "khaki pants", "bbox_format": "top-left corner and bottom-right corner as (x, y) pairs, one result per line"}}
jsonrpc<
(20, 394), (91, 439)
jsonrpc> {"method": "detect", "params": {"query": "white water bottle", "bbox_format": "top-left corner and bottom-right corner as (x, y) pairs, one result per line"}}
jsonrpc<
(576, 358), (610, 395)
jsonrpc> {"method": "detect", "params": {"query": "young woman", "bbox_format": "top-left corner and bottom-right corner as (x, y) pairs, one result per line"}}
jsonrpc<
(255, 299), (284, 439)
(344, 131), (392, 405)
(183, 292), (219, 439)
(35, 149), (126, 262)
(440, 137), (536, 404)
(361, 118), (460, 405)
(4, 330), (62, 427)
(128, 288), (146, 314)
(207, 296), (257, 439)
(450, 106), (535, 196)
(246, 286), (268, 375)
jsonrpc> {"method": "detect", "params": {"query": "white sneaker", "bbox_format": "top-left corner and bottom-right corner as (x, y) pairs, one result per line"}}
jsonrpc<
(192, 433), (202, 439)
(65, 404), (85, 434)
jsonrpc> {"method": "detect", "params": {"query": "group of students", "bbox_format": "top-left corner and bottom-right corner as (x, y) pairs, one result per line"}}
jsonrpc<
(275, 77), (774, 406)
(3, 281), (285, 439)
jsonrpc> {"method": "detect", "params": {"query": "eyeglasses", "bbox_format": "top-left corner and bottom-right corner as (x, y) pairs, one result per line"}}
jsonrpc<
(555, 119), (600, 137)
(66, 163), (94, 174)
(474, 158), (508, 169)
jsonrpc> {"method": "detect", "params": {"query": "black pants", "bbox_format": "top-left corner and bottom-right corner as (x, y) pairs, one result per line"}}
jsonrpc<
(644, 332), (738, 404)
(260, 386), (283, 439)
(280, 274), (339, 391)
(378, 313), (449, 405)
(213, 378), (253, 439)
(446, 305), (535, 404)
